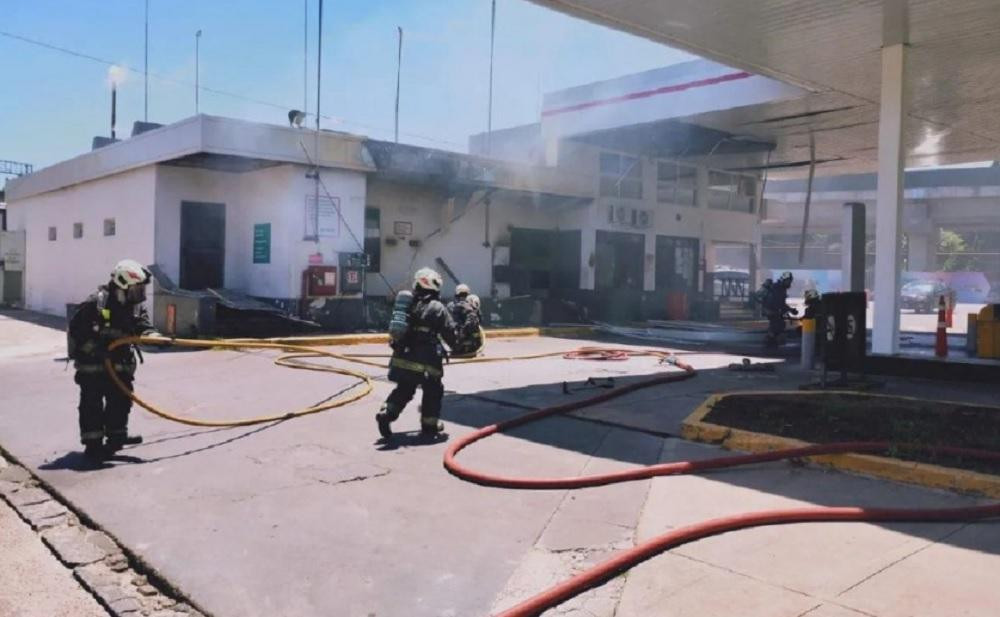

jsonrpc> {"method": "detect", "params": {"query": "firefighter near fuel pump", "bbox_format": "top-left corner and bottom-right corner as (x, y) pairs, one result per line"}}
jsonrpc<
(756, 271), (798, 348)
(377, 267), (460, 439)
(447, 283), (484, 356)
(67, 260), (164, 459)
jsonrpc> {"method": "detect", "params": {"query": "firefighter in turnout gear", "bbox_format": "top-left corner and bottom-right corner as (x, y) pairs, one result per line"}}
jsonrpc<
(377, 267), (459, 439)
(759, 271), (798, 348)
(447, 283), (484, 355)
(67, 260), (162, 459)
(802, 288), (821, 320)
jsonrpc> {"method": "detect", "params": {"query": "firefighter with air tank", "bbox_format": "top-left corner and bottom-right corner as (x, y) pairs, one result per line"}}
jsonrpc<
(67, 259), (164, 460)
(447, 283), (484, 356)
(756, 271), (798, 348)
(377, 267), (459, 439)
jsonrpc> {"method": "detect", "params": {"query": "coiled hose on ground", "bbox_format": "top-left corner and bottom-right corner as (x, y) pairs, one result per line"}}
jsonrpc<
(104, 336), (668, 428)
(107, 336), (1000, 617)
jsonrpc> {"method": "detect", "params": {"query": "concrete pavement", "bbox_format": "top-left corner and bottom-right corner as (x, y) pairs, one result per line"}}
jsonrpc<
(0, 468), (107, 617)
(0, 309), (997, 616)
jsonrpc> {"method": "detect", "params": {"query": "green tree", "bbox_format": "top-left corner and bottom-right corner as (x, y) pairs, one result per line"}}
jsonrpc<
(938, 229), (968, 271)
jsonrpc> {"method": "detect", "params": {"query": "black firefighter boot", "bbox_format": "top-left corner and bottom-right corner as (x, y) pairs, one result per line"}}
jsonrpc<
(105, 433), (143, 454)
(420, 415), (445, 436)
(376, 404), (400, 439)
(82, 440), (105, 461)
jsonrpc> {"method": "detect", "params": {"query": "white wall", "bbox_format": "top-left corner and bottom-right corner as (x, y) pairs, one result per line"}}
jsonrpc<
(558, 142), (756, 291)
(154, 164), (367, 299)
(154, 166), (239, 289)
(366, 180), (558, 296)
(7, 167), (156, 315)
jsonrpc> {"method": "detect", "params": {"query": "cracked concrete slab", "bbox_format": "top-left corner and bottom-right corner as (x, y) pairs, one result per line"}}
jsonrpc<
(490, 427), (664, 615)
(489, 547), (627, 617)
(41, 525), (117, 567)
(799, 604), (878, 617)
(836, 523), (1000, 617)
(617, 552), (820, 617)
(617, 437), (997, 616)
(7, 486), (50, 507)
(15, 499), (71, 529)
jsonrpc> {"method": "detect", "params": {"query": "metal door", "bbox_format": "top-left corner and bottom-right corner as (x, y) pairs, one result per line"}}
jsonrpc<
(180, 202), (226, 290)
(655, 235), (699, 293)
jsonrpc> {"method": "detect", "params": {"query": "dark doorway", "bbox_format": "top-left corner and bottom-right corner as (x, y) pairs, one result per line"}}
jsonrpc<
(595, 230), (644, 290)
(509, 228), (581, 296)
(364, 207), (381, 273)
(180, 201), (226, 290)
(655, 235), (699, 293)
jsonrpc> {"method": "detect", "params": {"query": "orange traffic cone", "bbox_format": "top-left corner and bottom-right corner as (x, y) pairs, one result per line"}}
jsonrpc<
(935, 295), (948, 358)
(946, 293), (955, 328)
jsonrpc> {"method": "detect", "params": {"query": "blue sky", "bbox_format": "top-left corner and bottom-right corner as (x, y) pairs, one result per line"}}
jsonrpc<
(1, 0), (692, 169)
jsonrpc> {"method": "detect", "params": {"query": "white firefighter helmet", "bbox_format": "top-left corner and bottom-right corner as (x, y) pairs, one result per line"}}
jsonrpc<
(111, 259), (151, 290)
(413, 267), (443, 293)
(455, 283), (471, 297)
(467, 293), (481, 311)
(110, 259), (152, 304)
(804, 288), (820, 302)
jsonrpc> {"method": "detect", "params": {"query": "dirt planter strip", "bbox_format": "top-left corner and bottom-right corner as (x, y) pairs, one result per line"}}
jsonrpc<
(681, 390), (1000, 499)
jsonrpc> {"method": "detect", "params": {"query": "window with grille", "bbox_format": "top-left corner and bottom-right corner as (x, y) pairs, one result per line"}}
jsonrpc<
(708, 171), (757, 213)
(599, 152), (642, 200)
(656, 161), (697, 207)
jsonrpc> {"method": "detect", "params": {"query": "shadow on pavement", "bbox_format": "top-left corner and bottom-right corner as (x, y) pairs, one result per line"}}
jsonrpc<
(438, 361), (1000, 556)
(0, 307), (67, 331)
(374, 430), (449, 451)
(38, 451), (113, 472)
(40, 421), (288, 470)
(440, 363), (754, 467)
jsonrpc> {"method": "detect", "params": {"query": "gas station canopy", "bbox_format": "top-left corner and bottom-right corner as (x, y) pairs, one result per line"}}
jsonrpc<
(530, 0), (1000, 178)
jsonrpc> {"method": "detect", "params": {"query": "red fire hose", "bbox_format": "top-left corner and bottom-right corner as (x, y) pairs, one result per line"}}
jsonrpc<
(442, 350), (1000, 617)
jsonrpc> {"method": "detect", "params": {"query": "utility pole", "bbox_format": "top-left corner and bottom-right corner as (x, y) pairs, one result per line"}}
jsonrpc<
(195, 30), (202, 114)
(395, 26), (403, 143)
(144, 0), (149, 121)
(487, 0), (496, 155)
(109, 65), (123, 139)
(313, 0), (324, 242)
(304, 0), (308, 116)
(111, 81), (117, 139)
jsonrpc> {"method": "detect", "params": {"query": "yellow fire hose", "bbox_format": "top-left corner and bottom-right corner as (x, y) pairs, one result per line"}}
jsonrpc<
(106, 336), (375, 428)
(106, 334), (684, 429)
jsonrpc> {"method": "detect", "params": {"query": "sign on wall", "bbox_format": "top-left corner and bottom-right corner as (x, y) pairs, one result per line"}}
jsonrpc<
(304, 195), (341, 239)
(253, 223), (271, 264)
(606, 204), (653, 230)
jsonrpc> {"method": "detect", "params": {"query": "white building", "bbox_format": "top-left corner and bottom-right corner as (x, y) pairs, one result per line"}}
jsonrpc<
(6, 61), (784, 330)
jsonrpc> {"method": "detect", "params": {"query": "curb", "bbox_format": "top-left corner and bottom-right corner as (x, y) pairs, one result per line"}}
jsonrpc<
(237, 326), (593, 347)
(0, 447), (210, 617)
(680, 390), (1000, 499)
